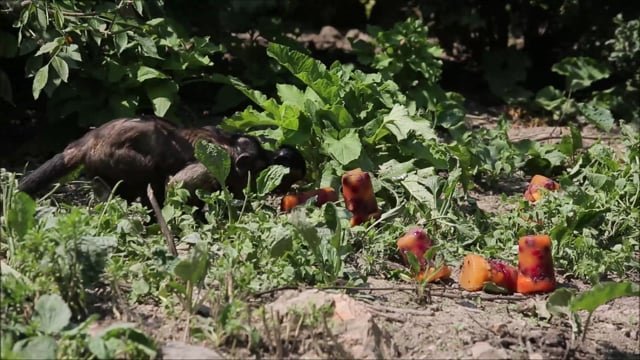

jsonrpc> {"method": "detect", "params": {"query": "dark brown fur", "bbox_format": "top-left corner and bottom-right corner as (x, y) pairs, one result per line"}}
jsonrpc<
(18, 116), (271, 205)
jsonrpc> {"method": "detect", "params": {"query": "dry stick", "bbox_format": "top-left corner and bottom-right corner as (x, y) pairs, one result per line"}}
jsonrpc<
(252, 285), (528, 302)
(366, 308), (407, 323)
(364, 303), (432, 317)
(146, 184), (177, 257)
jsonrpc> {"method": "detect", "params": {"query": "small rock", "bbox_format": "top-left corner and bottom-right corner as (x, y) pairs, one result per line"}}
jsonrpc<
(161, 341), (225, 359)
(490, 323), (509, 337)
(470, 341), (509, 359)
(267, 290), (399, 359)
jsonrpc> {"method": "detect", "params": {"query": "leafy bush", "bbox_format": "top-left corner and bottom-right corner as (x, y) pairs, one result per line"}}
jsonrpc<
(3, 0), (222, 125)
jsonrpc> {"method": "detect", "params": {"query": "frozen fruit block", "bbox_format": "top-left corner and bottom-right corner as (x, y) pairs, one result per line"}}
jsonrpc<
(397, 227), (433, 268)
(459, 254), (519, 292)
(524, 175), (560, 203)
(459, 254), (491, 291)
(487, 259), (518, 293)
(517, 235), (556, 294)
(341, 168), (381, 226)
(280, 187), (338, 212)
(416, 264), (452, 283)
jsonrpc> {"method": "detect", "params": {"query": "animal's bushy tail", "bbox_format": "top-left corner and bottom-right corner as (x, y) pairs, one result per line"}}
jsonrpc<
(18, 153), (75, 196)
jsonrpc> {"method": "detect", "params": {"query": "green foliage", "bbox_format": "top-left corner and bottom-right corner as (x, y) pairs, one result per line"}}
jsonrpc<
(7, 0), (223, 124)
(546, 281), (640, 341)
(223, 43), (467, 194)
(194, 140), (235, 221)
(173, 241), (210, 313)
(535, 56), (616, 130)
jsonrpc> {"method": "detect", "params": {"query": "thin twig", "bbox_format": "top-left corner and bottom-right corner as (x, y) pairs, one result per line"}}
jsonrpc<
(146, 184), (177, 256)
(366, 308), (407, 323)
(364, 303), (433, 317)
(252, 285), (529, 302)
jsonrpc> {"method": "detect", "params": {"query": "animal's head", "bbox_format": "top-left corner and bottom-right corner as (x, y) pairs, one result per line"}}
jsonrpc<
(230, 134), (271, 179)
(270, 145), (306, 193)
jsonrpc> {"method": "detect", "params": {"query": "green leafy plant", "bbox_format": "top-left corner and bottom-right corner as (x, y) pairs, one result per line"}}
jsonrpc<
(546, 281), (640, 342)
(535, 57), (614, 130)
(8, 0), (223, 124)
(172, 240), (210, 314)
(194, 140), (234, 221)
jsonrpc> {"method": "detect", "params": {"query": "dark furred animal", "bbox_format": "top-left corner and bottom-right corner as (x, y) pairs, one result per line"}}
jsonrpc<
(270, 145), (306, 193)
(18, 116), (272, 205)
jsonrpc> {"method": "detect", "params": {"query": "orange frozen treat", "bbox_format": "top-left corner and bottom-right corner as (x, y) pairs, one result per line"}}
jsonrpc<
(341, 168), (381, 226)
(517, 235), (556, 294)
(487, 259), (518, 293)
(397, 227), (433, 268)
(459, 254), (519, 292)
(459, 254), (491, 291)
(416, 264), (452, 282)
(524, 175), (560, 202)
(280, 187), (338, 212)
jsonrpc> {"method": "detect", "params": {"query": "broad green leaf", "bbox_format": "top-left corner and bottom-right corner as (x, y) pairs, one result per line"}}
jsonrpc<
(546, 288), (576, 317)
(401, 178), (433, 204)
(16, 336), (57, 360)
(174, 241), (209, 284)
(322, 130), (362, 165)
(34, 294), (71, 334)
(52, 6), (64, 29)
(229, 76), (279, 114)
(51, 56), (69, 82)
(543, 150), (567, 167)
(133, 0), (144, 16)
(267, 43), (340, 104)
(585, 172), (609, 189)
(136, 66), (167, 82)
(382, 104), (436, 141)
(324, 202), (340, 234)
(275, 103), (301, 130)
(114, 32), (128, 54)
(91, 323), (156, 359)
(223, 107), (279, 129)
(256, 165), (290, 196)
(377, 159), (416, 180)
(289, 211), (321, 250)
(269, 225), (293, 257)
(88, 337), (110, 359)
(570, 281), (640, 313)
(134, 34), (161, 59)
(535, 86), (565, 111)
(552, 57), (610, 91)
(35, 38), (62, 56)
(32, 65), (49, 99)
(276, 83), (306, 108)
(145, 80), (178, 117)
(194, 140), (230, 185)
(405, 251), (421, 274)
(576, 102), (614, 132)
(7, 192), (36, 239)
